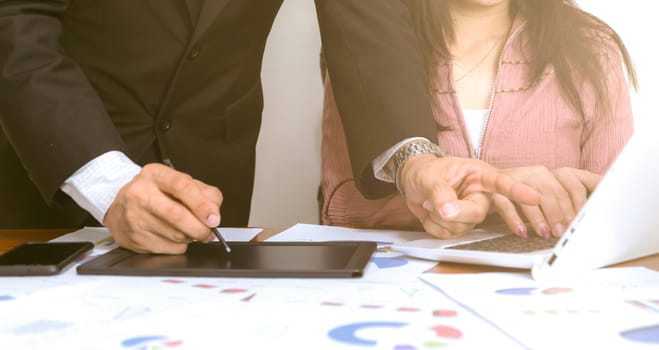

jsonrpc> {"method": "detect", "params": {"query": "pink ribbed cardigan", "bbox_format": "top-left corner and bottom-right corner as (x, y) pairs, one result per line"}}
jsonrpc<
(320, 18), (634, 230)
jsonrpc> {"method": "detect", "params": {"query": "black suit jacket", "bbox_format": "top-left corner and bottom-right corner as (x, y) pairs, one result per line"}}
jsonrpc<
(0, 0), (436, 229)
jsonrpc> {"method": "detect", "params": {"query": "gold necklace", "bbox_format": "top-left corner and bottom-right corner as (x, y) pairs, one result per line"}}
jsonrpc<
(453, 38), (502, 82)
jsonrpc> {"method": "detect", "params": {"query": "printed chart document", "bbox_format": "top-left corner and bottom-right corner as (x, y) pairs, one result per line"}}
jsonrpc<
(421, 267), (659, 350)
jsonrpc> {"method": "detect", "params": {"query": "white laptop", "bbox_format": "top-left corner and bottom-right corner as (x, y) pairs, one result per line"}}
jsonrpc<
(392, 127), (659, 281)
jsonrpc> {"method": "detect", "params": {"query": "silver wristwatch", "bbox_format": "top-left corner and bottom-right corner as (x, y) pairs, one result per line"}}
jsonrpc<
(392, 140), (447, 195)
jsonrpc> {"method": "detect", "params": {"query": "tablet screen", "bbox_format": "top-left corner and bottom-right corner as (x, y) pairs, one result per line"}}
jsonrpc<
(77, 241), (376, 278)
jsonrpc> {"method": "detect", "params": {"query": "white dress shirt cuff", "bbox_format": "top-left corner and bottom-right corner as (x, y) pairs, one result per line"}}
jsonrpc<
(61, 151), (141, 224)
(371, 137), (430, 183)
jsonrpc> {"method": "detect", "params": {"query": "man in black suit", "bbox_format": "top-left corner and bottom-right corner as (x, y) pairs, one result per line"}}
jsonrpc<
(0, 1), (538, 253)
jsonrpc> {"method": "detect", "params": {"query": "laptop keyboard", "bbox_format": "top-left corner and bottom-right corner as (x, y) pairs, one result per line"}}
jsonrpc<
(445, 234), (559, 253)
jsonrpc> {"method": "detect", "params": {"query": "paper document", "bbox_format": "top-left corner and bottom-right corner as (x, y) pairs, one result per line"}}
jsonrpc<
(421, 267), (659, 350)
(266, 223), (429, 243)
(51, 226), (262, 253)
(0, 277), (526, 349)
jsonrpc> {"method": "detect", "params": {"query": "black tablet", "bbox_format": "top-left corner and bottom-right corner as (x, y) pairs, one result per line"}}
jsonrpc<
(76, 241), (376, 278)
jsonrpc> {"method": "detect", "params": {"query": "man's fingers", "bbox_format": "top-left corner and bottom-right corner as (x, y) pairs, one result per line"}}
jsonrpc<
(425, 181), (459, 218)
(407, 200), (476, 238)
(429, 192), (490, 225)
(194, 179), (225, 227)
(420, 215), (459, 239)
(142, 192), (214, 242)
(105, 165), (223, 254)
(138, 204), (211, 244)
(130, 230), (189, 255)
(194, 179), (224, 205)
(420, 183), (481, 235)
(424, 206), (479, 236)
(407, 201), (430, 223)
(109, 219), (189, 255)
(454, 192), (490, 223)
(144, 164), (220, 227)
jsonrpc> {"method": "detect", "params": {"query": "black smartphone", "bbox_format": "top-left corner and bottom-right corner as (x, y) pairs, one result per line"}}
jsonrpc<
(0, 241), (94, 276)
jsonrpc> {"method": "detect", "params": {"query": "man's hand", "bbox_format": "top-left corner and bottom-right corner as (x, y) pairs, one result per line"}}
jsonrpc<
(104, 163), (223, 254)
(492, 167), (600, 238)
(399, 155), (541, 239)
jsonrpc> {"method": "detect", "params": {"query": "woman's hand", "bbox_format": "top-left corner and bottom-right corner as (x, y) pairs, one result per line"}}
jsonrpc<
(492, 166), (601, 238)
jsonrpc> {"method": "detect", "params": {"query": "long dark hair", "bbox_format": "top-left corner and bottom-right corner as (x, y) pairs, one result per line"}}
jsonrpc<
(408, 0), (638, 118)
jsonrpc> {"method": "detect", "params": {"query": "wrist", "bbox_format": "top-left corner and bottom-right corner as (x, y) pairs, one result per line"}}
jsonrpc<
(396, 154), (437, 195)
(392, 141), (447, 195)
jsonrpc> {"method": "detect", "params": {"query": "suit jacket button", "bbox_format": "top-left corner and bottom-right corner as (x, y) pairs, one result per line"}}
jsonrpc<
(158, 119), (172, 131)
(188, 46), (201, 60)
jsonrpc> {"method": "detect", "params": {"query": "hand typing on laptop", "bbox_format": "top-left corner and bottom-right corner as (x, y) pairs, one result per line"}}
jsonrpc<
(492, 167), (601, 239)
(399, 156), (601, 242)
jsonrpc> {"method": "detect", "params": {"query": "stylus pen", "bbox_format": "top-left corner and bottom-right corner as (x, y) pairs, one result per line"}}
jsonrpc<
(163, 158), (231, 253)
(212, 226), (231, 253)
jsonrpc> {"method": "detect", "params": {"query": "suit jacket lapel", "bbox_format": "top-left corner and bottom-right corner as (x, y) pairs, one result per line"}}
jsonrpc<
(185, 0), (202, 26)
(191, 0), (231, 44)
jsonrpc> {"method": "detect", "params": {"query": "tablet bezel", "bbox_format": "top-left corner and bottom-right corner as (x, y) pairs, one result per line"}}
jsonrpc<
(76, 241), (376, 278)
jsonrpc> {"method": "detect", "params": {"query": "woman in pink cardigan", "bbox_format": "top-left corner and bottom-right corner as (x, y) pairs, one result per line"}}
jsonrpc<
(321, 0), (637, 239)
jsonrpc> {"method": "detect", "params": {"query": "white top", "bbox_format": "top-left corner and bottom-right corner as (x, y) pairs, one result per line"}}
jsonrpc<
(462, 109), (489, 158)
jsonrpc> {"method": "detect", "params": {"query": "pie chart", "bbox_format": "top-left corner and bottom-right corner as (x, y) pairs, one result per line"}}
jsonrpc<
(371, 257), (408, 268)
(620, 324), (659, 344)
(328, 321), (462, 347)
(120, 335), (183, 349)
(329, 321), (407, 346)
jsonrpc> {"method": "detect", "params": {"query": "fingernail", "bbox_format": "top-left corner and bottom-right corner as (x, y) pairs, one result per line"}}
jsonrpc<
(554, 223), (565, 237)
(422, 200), (434, 211)
(517, 224), (528, 239)
(207, 214), (220, 227)
(539, 223), (551, 239)
(440, 203), (459, 218)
